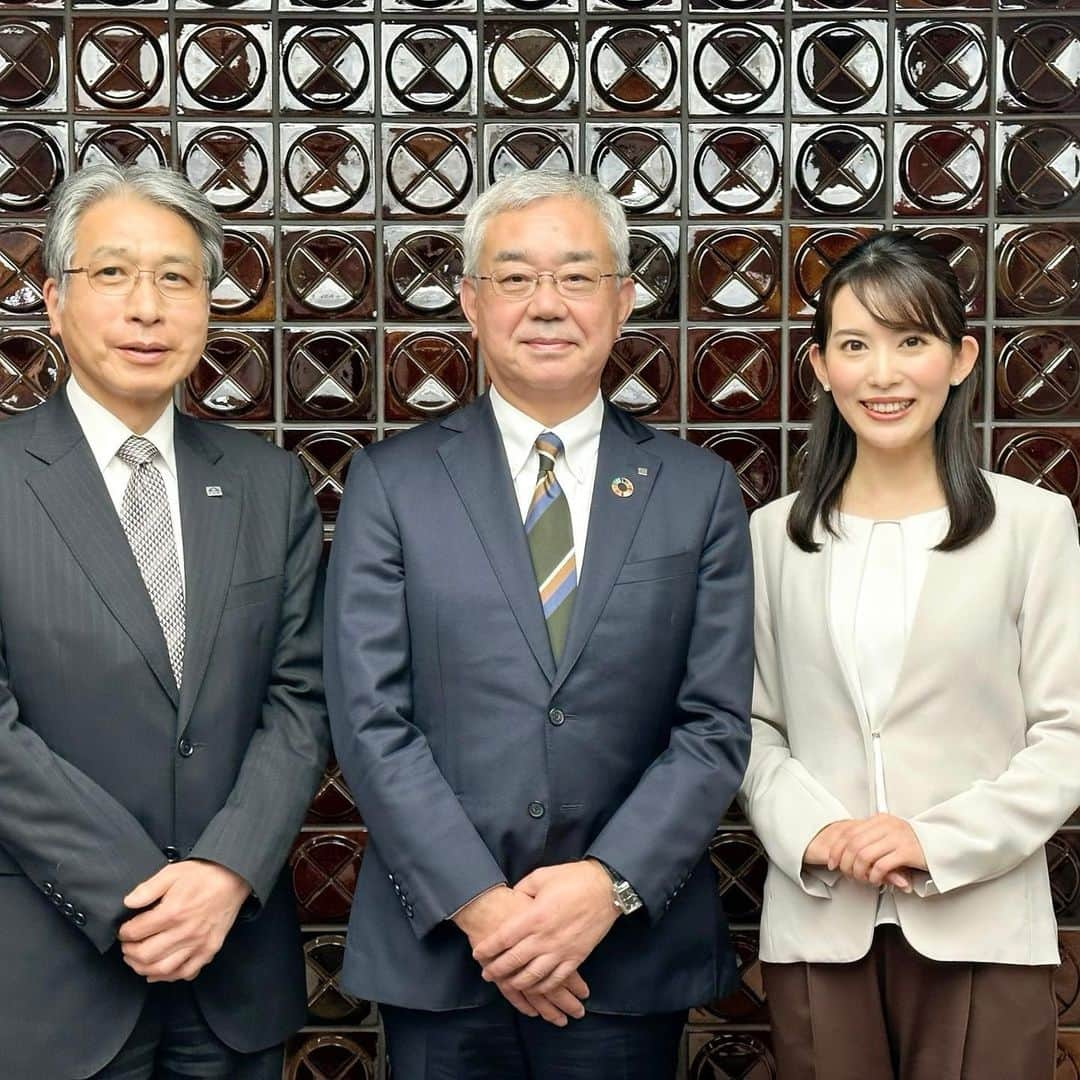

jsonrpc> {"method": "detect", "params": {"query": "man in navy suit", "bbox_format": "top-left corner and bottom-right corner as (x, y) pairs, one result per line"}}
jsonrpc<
(325, 172), (753, 1079)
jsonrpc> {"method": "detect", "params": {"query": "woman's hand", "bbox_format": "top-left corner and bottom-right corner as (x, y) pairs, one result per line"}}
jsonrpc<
(828, 813), (926, 889)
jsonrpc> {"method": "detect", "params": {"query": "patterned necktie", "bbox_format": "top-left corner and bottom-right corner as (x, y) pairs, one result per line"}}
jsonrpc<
(526, 432), (577, 661)
(117, 436), (185, 688)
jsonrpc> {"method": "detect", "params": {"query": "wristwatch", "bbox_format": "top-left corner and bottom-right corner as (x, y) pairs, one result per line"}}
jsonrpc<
(594, 860), (643, 915)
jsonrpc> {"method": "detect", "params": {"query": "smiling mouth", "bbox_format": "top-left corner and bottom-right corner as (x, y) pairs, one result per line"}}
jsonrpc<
(860, 399), (915, 418)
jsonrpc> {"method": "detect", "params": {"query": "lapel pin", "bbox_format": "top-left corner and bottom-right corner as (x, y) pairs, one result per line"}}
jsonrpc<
(611, 476), (634, 498)
(637, 467), (649, 476)
(205, 485), (223, 497)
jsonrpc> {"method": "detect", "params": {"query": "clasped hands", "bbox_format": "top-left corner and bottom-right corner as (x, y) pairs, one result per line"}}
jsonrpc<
(454, 860), (619, 1028)
(804, 813), (928, 891)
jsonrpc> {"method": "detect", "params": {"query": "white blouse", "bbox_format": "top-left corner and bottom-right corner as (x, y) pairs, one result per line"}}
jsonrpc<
(829, 507), (949, 926)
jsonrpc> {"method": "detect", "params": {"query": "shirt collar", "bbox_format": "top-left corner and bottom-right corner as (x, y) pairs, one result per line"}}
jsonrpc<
(66, 374), (178, 480)
(488, 385), (605, 485)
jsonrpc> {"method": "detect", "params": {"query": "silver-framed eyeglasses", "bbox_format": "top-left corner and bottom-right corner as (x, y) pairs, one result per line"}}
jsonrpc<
(472, 267), (621, 300)
(63, 258), (206, 300)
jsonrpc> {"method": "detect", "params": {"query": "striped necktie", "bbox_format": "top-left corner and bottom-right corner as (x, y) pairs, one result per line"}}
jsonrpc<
(526, 432), (577, 662)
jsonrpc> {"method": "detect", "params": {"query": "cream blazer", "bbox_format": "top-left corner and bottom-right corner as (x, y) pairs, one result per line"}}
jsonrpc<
(738, 472), (1080, 965)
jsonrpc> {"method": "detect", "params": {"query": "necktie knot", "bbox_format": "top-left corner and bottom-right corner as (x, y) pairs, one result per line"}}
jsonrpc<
(535, 432), (563, 476)
(117, 435), (159, 469)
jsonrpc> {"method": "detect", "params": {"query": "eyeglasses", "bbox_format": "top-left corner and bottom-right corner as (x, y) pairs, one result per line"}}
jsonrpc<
(63, 258), (206, 300)
(472, 267), (621, 301)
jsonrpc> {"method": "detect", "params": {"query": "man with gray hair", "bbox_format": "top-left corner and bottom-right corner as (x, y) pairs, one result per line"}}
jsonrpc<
(0, 164), (327, 1078)
(326, 171), (753, 1078)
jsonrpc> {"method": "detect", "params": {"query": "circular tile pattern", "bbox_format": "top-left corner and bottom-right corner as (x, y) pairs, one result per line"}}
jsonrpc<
(211, 229), (270, 317)
(293, 431), (365, 521)
(1001, 124), (1080, 212)
(698, 431), (779, 509)
(388, 332), (472, 417)
(386, 128), (473, 215)
(1003, 23), (1080, 113)
(792, 228), (867, 309)
(284, 25), (368, 112)
(76, 22), (164, 110)
(488, 127), (573, 184)
(692, 230), (778, 317)
(995, 432), (1080, 504)
(626, 230), (676, 318)
(386, 26), (471, 113)
(998, 226), (1080, 315)
(285, 128), (371, 214)
(701, 933), (765, 1024)
(910, 227), (983, 311)
(488, 25), (574, 113)
(0, 327), (66, 416)
(592, 127), (676, 214)
(798, 24), (882, 112)
(899, 125), (984, 212)
(387, 230), (463, 316)
(304, 935), (367, 1023)
(182, 127), (267, 214)
(694, 128), (780, 215)
(290, 833), (364, 922)
(0, 225), (45, 315)
(795, 126), (883, 215)
(285, 231), (372, 315)
(689, 1033), (777, 1080)
(286, 1034), (375, 1080)
(693, 330), (777, 416)
(288, 331), (372, 420)
(78, 124), (167, 170)
(179, 24), (264, 111)
(188, 332), (271, 417)
(308, 761), (359, 822)
(693, 25), (780, 115)
(591, 26), (676, 113)
(900, 22), (986, 111)
(0, 123), (62, 212)
(602, 331), (674, 416)
(0, 20), (59, 109)
(708, 831), (768, 920)
(997, 329), (1080, 417)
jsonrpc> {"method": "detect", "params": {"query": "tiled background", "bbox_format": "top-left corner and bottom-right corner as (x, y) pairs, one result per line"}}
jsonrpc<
(0, 1), (1078, 1076)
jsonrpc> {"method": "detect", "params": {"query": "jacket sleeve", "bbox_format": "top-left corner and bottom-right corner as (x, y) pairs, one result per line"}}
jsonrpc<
(736, 509), (851, 898)
(189, 453), (330, 907)
(324, 451), (506, 938)
(909, 495), (1080, 895)
(586, 463), (754, 924)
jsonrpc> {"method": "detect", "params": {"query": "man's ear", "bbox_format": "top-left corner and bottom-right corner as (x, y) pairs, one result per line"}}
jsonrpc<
(459, 276), (480, 339)
(43, 278), (62, 338)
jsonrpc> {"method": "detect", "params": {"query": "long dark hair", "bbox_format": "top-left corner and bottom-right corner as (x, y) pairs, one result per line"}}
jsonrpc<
(788, 232), (994, 553)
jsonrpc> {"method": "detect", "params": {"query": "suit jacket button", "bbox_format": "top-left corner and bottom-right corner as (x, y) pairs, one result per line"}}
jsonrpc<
(163, 846), (181, 862)
(42, 882), (54, 896)
(406, 904), (414, 918)
(548, 708), (565, 726)
(527, 801), (545, 819)
(177, 738), (194, 758)
(74, 912), (86, 927)
(62, 902), (75, 917)
(51, 892), (64, 907)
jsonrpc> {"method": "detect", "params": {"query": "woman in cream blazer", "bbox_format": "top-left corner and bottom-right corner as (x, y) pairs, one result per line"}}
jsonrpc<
(739, 234), (1080, 1080)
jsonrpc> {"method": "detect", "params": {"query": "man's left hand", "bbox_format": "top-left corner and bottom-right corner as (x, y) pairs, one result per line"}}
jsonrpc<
(473, 861), (619, 995)
(117, 860), (251, 983)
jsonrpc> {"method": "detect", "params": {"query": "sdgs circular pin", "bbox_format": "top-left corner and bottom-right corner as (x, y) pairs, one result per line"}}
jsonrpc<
(611, 476), (634, 498)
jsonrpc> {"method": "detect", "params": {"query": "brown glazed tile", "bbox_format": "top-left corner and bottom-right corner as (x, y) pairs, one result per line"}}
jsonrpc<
(384, 329), (476, 421)
(282, 124), (376, 219)
(998, 20), (1080, 114)
(896, 225), (986, 317)
(0, 327), (66, 418)
(791, 20), (887, 115)
(789, 226), (880, 318)
(484, 123), (577, 184)
(995, 326), (1080, 420)
(284, 1032), (379, 1080)
(693, 931), (769, 1026)
(1047, 834), (1080, 922)
(894, 122), (988, 216)
(282, 228), (376, 321)
(688, 328), (781, 422)
(707, 830), (767, 922)
(602, 327), (678, 421)
(995, 223), (1080, 319)
(289, 829), (367, 922)
(176, 21), (271, 115)
(0, 121), (67, 215)
(280, 21), (375, 115)
(0, 224), (45, 318)
(73, 18), (170, 114)
(484, 21), (578, 117)
(74, 121), (170, 170)
(383, 124), (477, 219)
(302, 932), (373, 1025)
(285, 429), (372, 522)
(688, 227), (782, 321)
(791, 123), (886, 220)
(787, 327), (819, 423)
(588, 0), (678, 12)
(285, 329), (376, 422)
(306, 757), (361, 825)
(382, 23), (477, 116)
(788, 427), (811, 491)
(181, 328), (273, 422)
(384, 226), (463, 322)
(0, 18), (64, 111)
(587, 123), (680, 216)
(1059, 1033), (1080, 1079)
(626, 226), (679, 322)
(688, 124), (783, 219)
(686, 1031), (777, 1079)
(178, 122), (273, 217)
(793, 0), (884, 10)
(687, 429), (781, 512)
(895, 19), (990, 114)
(998, 121), (1080, 216)
(210, 227), (274, 322)
(994, 428), (1080, 515)
(586, 22), (680, 117)
(687, 22), (784, 117)
(898, 0), (988, 10)
(1058, 932), (1080, 1026)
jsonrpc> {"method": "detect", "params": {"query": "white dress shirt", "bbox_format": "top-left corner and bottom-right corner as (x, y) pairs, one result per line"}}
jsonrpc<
(66, 375), (186, 589)
(830, 507), (948, 927)
(488, 385), (604, 577)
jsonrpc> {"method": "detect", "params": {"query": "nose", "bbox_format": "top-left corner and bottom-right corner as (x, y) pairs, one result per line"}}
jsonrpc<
(124, 271), (164, 324)
(526, 274), (568, 319)
(867, 346), (902, 388)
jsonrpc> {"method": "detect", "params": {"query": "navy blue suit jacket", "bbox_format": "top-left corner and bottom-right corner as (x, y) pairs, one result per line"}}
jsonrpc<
(325, 395), (753, 1013)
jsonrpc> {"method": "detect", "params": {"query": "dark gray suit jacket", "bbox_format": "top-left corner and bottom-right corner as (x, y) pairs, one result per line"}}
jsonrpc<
(325, 395), (753, 1015)
(0, 391), (328, 1079)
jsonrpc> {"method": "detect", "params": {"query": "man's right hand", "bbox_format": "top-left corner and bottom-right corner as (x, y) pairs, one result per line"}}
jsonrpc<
(453, 885), (589, 1027)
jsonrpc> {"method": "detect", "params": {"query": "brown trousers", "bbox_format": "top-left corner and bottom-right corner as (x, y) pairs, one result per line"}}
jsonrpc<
(761, 926), (1057, 1080)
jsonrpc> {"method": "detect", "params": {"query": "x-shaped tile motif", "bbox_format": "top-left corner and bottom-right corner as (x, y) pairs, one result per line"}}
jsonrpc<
(0, 331), (61, 411)
(287, 233), (371, 313)
(287, 130), (369, 213)
(181, 26), (263, 109)
(999, 433), (1080, 502)
(295, 432), (364, 514)
(901, 127), (983, 208)
(695, 232), (776, 314)
(387, 130), (471, 213)
(1001, 330), (1079, 415)
(1047, 836), (1080, 916)
(184, 129), (267, 210)
(695, 129), (778, 213)
(593, 27), (675, 110)
(289, 333), (370, 418)
(692, 1034), (774, 1080)
(594, 128), (675, 211)
(604, 333), (672, 414)
(0, 227), (44, 314)
(0, 124), (61, 211)
(1002, 230), (1079, 313)
(194, 334), (267, 413)
(78, 24), (162, 107)
(80, 125), (165, 170)
(292, 1036), (373, 1080)
(1005, 24), (1079, 110)
(489, 128), (572, 183)
(387, 27), (471, 112)
(1003, 126), (1080, 210)
(695, 332), (774, 414)
(491, 26), (573, 110)
(799, 129), (881, 210)
(903, 24), (984, 107)
(800, 26), (881, 108)
(626, 232), (675, 315)
(389, 232), (462, 313)
(0, 21), (58, 107)
(696, 27), (778, 113)
(285, 26), (366, 110)
(390, 333), (470, 414)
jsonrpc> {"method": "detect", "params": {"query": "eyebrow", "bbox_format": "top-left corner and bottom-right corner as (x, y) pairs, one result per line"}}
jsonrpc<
(491, 249), (599, 264)
(86, 245), (197, 265)
(831, 328), (869, 336)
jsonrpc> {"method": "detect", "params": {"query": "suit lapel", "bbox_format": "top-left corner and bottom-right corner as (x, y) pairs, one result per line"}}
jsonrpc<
(25, 393), (179, 706)
(174, 414), (241, 731)
(438, 397), (556, 682)
(551, 406), (660, 696)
